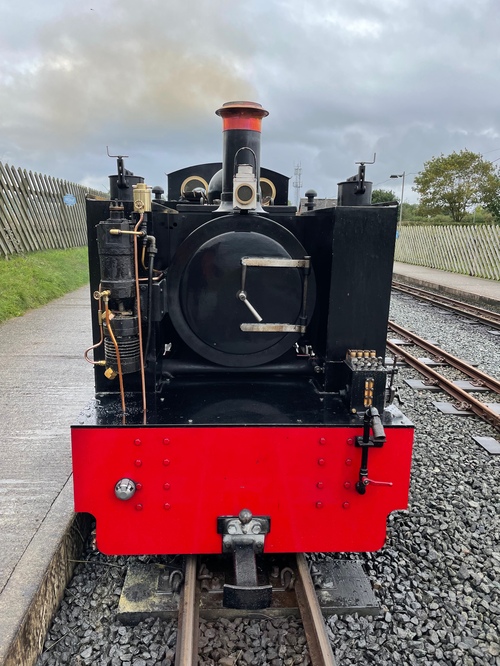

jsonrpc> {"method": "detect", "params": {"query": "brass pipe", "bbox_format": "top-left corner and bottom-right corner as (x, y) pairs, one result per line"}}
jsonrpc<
(104, 299), (126, 414)
(84, 288), (105, 365)
(109, 229), (145, 237)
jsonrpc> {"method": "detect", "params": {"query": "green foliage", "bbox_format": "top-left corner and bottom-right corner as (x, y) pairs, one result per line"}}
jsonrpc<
(0, 248), (89, 323)
(401, 209), (499, 225)
(413, 150), (500, 224)
(484, 196), (500, 221)
(463, 207), (496, 224)
(371, 188), (398, 204)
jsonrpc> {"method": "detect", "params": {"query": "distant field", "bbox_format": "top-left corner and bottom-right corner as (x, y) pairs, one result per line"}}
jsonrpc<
(0, 248), (89, 324)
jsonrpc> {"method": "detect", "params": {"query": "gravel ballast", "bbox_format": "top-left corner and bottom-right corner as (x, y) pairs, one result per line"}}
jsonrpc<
(36, 293), (500, 666)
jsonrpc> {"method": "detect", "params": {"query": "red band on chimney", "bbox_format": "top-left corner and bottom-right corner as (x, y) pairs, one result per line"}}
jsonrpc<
(216, 101), (269, 133)
(222, 115), (263, 132)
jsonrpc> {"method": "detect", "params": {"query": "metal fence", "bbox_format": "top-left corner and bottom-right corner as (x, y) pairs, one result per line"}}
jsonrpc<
(395, 225), (500, 281)
(0, 162), (105, 257)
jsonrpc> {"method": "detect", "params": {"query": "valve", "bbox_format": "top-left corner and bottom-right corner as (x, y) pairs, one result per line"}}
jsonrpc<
(358, 477), (393, 491)
(362, 478), (392, 487)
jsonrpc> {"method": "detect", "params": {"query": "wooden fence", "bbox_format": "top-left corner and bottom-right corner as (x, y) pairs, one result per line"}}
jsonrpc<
(2, 166), (499, 281)
(395, 225), (500, 281)
(0, 162), (105, 257)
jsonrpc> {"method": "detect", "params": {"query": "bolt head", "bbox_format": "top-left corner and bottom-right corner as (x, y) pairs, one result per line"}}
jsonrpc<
(239, 508), (253, 524)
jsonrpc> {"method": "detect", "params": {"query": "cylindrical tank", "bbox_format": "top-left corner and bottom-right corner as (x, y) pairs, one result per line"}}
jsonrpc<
(96, 203), (141, 375)
(109, 157), (144, 201)
(96, 204), (136, 300)
(103, 314), (140, 374)
(215, 101), (269, 213)
(337, 180), (373, 206)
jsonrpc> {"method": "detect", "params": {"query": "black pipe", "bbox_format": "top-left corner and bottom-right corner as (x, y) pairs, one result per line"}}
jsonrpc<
(162, 356), (315, 378)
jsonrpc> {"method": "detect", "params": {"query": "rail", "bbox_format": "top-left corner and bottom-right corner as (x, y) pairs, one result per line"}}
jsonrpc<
(388, 321), (500, 394)
(173, 554), (338, 665)
(387, 323), (500, 431)
(392, 281), (500, 329)
(295, 553), (337, 666)
(175, 555), (199, 666)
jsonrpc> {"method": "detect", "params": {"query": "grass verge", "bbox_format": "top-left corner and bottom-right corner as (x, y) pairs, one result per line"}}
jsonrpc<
(0, 248), (89, 324)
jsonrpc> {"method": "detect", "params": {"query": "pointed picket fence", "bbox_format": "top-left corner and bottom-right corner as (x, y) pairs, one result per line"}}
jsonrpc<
(1, 164), (499, 280)
(0, 162), (105, 257)
(395, 225), (500, 280)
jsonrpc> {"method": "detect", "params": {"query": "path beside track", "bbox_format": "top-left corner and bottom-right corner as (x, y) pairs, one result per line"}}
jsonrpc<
(0, 286), (94, 666)
(393, 262), (500, 308)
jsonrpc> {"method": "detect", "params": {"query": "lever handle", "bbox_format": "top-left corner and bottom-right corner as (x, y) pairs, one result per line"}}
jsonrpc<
(238, 291), (263, 322)
(363, 478), (393, 487)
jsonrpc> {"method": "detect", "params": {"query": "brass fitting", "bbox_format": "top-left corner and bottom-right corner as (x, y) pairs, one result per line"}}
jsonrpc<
(104, 367), (118, 380)
(133, 182), (152, 213)
(93, 289), (111, 300)
(109, 228), (145, 236)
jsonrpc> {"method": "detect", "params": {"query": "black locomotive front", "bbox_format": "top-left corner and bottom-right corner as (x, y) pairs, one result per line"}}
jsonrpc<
(72, 101), (413, 610)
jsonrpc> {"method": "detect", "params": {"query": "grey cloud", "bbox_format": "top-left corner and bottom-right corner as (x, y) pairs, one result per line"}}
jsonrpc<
(1, 0), (500, 203)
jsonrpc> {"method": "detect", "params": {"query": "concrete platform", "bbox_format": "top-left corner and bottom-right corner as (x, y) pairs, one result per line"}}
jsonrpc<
(0, 286), (94, 666)
(393, 262), (500, 307)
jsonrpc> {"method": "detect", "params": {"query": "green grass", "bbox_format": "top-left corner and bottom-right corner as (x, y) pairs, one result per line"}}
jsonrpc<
(0, 248), (89, 323)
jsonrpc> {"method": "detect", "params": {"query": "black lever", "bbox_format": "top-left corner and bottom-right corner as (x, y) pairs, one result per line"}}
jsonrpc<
(355, 407), (392, 494)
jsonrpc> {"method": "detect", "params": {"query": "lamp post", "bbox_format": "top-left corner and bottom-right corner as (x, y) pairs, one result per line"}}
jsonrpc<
(390, 172), (405, 225)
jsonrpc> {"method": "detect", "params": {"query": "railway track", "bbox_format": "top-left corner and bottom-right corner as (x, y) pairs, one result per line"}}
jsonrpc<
(392, 280), (500, 330)
(387, 320), (500, 431)
(175, 554), (337, 665)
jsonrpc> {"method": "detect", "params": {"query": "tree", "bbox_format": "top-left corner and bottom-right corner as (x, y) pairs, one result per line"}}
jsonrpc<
(371, 188), (398, 204)
(413, 150), (500, 224)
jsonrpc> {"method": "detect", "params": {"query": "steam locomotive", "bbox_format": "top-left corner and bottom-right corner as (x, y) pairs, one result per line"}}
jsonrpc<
(72, 101), (413, 609)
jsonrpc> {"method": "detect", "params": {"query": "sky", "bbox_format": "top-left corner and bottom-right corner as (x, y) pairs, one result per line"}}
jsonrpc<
(1, 0), (500, 204)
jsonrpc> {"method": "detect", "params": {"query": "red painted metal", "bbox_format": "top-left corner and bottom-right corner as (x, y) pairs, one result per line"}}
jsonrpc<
(222, 116), (263, 132)
(71, 426), (413, 555)
(216, 101), (269, 132)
